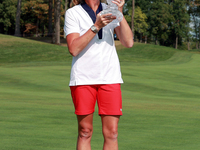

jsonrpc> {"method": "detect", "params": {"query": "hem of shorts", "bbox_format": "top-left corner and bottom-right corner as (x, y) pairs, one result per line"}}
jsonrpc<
(75, 111), (94, 115)
(69, 81), (124, 86)
(98, 112), (123, 116)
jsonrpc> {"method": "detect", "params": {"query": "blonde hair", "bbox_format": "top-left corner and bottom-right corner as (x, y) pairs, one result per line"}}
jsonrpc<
(72, 0), (84, 6)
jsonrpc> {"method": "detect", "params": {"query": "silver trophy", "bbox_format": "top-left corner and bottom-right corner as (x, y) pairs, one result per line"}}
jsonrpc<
(100, 0), (123, 24)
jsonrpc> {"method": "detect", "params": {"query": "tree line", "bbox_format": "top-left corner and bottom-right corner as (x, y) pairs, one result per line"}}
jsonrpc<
(126, 0), (200, 50)
(0, 0), (66, 44)
(0, 0), (199, 49)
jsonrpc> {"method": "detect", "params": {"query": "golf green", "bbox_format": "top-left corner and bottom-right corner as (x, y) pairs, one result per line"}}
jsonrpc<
(0, 34), (200, 150)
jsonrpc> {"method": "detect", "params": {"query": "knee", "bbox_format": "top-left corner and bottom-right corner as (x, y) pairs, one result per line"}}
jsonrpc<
(79, 127), (93, 140)
(103, 127), (118, 140)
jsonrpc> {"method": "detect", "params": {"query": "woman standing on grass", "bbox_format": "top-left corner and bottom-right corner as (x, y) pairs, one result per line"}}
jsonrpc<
(64, 0), (133, 149)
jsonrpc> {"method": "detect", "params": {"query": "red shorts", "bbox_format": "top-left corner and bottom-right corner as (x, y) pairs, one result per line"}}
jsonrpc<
(70, 84), (122, 116)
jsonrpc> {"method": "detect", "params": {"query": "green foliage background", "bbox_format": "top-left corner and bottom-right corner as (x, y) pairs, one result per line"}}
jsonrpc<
(0, 0), (17, 33)
(0, 0), (199, 50)
(124, 0), (200, 49)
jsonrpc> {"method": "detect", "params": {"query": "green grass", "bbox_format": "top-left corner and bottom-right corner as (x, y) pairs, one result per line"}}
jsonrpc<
(0, 34), (200, 150)
(0, 35), (71, 64)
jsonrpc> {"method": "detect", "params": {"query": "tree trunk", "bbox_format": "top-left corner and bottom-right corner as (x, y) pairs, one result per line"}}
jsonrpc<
(52, 0), (56, 43)
(36, 16), (39, 37)
(196, 32), (198, 49)
(175, 35), (178, 49)
(155, 36), (158, 45)
(14, 0), (22, 36)
(145, 36), (147, 44)
(140, 33), (142, 43)
(199, 24), (200, 49)
(55, 0), (61, 44)
(187, 40), (190, 51)
(196, 41), (198, 49)
(48, 0), (53, 37)
(42, 20), (45, 37)
(65, 0), (68, 14)
(131, 0), (135, 39)
(64, 0), (68, 38)
(199, 41), (200, 49)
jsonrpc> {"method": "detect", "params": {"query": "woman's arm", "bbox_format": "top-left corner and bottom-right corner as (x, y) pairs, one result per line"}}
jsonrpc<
(66, 31), (96, 57)
(113, 0), (134, 48)
(66, 13), (116, 57)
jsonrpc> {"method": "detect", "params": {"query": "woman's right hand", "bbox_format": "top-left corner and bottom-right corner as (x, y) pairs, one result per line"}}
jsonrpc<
(66, 13), (116, 57)
(94, 13), (116, 31)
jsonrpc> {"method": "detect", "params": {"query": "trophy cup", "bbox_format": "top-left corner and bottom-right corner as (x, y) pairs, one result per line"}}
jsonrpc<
(100, 0), (123, 24)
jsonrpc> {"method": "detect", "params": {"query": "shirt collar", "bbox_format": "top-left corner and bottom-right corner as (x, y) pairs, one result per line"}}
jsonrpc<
(81, 2), (103, 39)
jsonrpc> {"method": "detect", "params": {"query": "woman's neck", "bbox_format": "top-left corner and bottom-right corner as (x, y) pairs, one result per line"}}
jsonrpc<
(85, 0), (100, 12)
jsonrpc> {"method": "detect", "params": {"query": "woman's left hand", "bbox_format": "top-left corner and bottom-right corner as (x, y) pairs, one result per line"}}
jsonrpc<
(112, 0), (125, 12)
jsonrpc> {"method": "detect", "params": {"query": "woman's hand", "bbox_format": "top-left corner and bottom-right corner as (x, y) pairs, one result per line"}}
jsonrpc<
(112, 0), (125, 12)
(66, 13), (116, 57)
(94, 13), (116, 31)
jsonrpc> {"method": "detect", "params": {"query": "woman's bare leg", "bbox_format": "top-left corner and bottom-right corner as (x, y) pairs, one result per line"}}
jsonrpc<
(101, 115), (120, 150)
(76, 114), (93, 150)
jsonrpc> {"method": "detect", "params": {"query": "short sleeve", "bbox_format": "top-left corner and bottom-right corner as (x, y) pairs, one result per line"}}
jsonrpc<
(64, 9), (80, 36)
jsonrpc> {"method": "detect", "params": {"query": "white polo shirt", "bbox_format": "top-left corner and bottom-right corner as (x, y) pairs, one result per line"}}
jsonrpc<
(64, 3), (123, 86)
